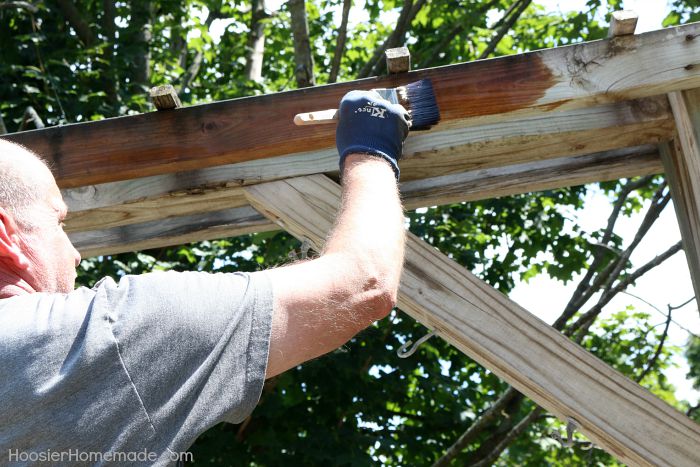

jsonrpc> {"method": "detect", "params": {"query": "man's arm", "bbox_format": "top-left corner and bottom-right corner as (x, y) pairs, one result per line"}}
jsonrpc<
(263, 92), (408, 378)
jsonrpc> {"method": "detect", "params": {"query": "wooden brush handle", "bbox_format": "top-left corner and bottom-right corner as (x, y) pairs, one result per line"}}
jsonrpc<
(294, 109), (338, 125)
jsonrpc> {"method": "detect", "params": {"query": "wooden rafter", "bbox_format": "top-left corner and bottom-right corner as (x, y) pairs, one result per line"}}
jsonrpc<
(243, 174), (700, 466)
(68, 146), (662, 256)
(61, 94), (669, 234)
(661, 88), (700, 312)
(2, 22), (699, 189)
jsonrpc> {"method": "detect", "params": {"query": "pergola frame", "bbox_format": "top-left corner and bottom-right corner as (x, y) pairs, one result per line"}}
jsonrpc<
(3, 20), (700, 466)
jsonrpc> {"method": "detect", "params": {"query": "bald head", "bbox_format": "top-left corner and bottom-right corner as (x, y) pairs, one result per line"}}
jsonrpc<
(0, 140), (55, 228)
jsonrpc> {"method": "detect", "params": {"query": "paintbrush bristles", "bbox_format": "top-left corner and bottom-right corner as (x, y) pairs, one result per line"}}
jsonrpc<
(292, 79), (441, 129)
(403, 79), (440, 130)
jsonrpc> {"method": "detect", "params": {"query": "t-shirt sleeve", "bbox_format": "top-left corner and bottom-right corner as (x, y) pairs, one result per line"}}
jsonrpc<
(92, 270), (273, 446)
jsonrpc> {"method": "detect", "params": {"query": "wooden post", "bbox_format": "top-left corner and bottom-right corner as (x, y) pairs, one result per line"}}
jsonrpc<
(608, 10), (638, 37)
(149, 84), (182, 110)
(244, 174), (700, 467)
(385, 47), (410, 74)
(660, 88), (700, 313)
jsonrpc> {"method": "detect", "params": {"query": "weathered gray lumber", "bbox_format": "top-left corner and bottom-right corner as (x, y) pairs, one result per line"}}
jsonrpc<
(67, 147), (662, 256)
(243, 174), (700, 467)
(69, 206), (274, 257)
(660, 88), (700, 313)
(63, 96), (672, 232)
(385, 47), (410, 74)
(400, 145), (661, 210)
(608, 10), (639, 37)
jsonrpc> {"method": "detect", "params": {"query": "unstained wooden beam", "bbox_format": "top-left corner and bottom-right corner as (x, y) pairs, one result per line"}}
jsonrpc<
(243, 174), (700, 466)
(660, 87), (700, 314)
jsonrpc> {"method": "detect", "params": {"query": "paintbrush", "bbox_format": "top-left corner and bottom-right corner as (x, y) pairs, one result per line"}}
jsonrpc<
(293, 79), (440, 130)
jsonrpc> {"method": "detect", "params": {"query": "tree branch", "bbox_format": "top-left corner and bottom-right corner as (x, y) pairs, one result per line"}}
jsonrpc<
(131, 0), (154, 89)
(18, 106), (44, 131)
(567, 240), (683, 337)
(101, 0), (119, 106)
(555, 176), (657, 330)
(357, 0), (428, 78)
(179, 10), (221, 93)
(0, 112), (7, 135)
(636, 306), (672, 382)
(288, 0), (315, 87)
(470, 407), (543, 467)
(368, 0), (427, 77)
(432, 387), (519, 467)
(55, 0), (94, 46)
(434, 180), (675, 465)
(562, 183), (670, 329)
(416, 0), (500, 68)
(328, 0), (352, 83)
(244, 0), (267, 82)
(478, 0), (531, 60)
(598, 187), (670, 298)
(0, 1), (38, 12)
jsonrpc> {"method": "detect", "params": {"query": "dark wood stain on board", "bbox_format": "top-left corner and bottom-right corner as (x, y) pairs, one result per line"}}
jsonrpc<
(3, 21), (699, 189)
(2, 54), (556, 189)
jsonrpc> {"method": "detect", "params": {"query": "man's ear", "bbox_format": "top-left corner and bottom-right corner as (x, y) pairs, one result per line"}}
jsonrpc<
(0, 207), (30, 270)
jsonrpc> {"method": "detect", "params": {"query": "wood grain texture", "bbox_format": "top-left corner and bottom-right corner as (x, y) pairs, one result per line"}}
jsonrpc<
(607, 10), (638, 37)
(3, 23), (698, 188)
(66, 147), (662, 257)
(399, 96), (671, 180)
(661, 88), (700, 312)
(244, 174), (700, 467)
(62, 97), (671, 233)
(64, 147), (662, 236)
(69, 206), (274, 257)
(401, 145), (662, 210)
(385, 46), (410, 73)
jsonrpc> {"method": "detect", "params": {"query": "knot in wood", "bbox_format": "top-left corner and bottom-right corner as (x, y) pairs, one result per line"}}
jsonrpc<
(631, 97), (668, 119)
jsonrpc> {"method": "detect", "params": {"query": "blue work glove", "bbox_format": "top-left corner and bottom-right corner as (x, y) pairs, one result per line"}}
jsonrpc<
(336, 90), (410, 180)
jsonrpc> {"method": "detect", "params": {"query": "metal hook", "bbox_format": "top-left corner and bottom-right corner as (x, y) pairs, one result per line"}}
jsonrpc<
(288, 238), (313, 261)
(397, 330), (436, 358)
(549, 417), (595, 450)
(550, 417), (578, 447)
(300, 238), (312, 260)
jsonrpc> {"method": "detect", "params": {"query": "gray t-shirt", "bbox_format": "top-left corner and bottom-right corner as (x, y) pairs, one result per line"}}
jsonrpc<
(0, 270), (273, 466)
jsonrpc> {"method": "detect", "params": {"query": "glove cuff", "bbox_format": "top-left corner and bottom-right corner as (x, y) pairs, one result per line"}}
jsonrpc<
(339, 147), (400, 181)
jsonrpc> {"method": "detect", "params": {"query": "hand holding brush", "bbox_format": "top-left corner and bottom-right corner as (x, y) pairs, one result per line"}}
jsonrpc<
(294, 79), (440, 131)
(335, 89), (410, 180)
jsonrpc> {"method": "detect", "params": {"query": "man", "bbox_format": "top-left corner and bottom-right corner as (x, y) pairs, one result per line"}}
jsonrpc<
(0, 90), (408, 465)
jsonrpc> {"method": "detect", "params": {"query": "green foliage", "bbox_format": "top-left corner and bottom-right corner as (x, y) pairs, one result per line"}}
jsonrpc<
(687, 335), (700, 389)
(3, 0), (698, 465)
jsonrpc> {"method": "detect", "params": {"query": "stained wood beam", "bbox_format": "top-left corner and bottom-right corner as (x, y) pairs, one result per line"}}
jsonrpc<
(660, 88), (700, 312)
(62, 96), (671, 233)
(3, 22), (699, 188)
(243, 174), (700, 466)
